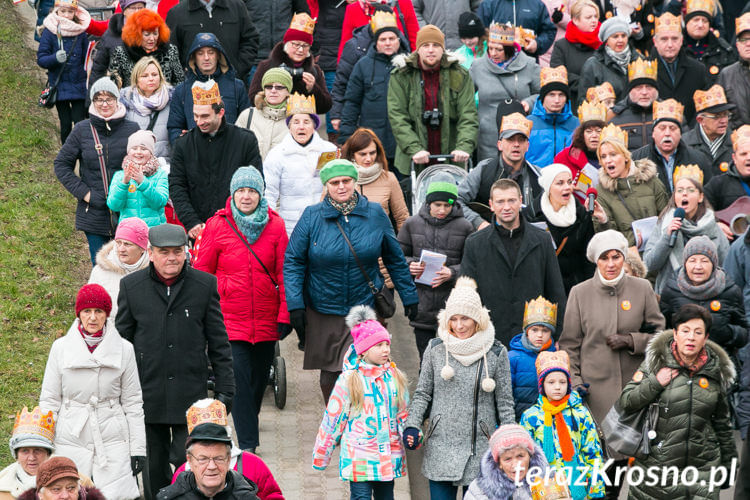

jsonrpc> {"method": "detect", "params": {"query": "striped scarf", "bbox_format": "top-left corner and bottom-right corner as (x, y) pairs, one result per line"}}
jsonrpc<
(699, 125), (726, 159)
(542, 396), (588, 499)
(77, 321), (104, 353)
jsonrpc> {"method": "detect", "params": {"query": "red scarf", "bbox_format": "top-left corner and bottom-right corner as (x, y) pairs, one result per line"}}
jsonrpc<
(670, 341), (709, 375)
(565, 21), (602, 50)
(78, 321), (104, 353)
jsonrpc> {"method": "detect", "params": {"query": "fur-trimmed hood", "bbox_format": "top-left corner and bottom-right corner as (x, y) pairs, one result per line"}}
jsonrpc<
(391, 50), (462, 71)
(470, 443), (549, 498)
(93, 240), (149, 275)
(18, 486), (106, 500)
(598, 157), (658, 192)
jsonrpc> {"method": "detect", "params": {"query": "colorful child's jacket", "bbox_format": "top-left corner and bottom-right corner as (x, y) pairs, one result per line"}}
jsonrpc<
(520, 391), (606, 499)
(508, 332), (556, 420)
(312, 345), (409, 482)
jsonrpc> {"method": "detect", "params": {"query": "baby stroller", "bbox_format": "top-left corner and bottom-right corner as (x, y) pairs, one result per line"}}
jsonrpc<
(266, 342), (286, 409)
(410, 154), (472, 213)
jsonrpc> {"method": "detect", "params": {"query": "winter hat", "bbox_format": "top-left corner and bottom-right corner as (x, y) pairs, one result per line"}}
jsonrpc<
(489, 424), (536, 462)
(55, 0), (78, 8)
(458, 12), (485, 39)
(262, 67), (293, 93)
(127, 129), (156, 155)
(536, 350), (571, 396)
(230, 166), (265, 196)
(185, 422), (232, 448)
(346, 306), (391, 355)
(36, 457), (79, 489)
(90, 76), (120, 101)
(682, 235), (719, 269)
(283, 12), (315, 46)
(75, 283), (112, 318)
(115, 217), (149, 249)
(320, 159), (359, 185)
(442, 277), (489, 330)
(539, 66), (570, 103)
(119, 0), (144, 10)
(425, 173), (458, 204)
(586, 229), (628, 263)
(149, 223), (188, 247)
(416, 25), (445, 49)
(537, 164), (572, 193)
(598, 16), (630, 43)
(9, 407), (55, 457)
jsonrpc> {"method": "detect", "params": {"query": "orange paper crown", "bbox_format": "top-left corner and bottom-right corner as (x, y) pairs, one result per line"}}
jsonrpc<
(289, 12), (315, 36)
(186, 399), (228, 434)
(500, 112), (533, 137)
(523, 295), (557, 330)
(673, 164), (704, 185)
(540, 66), (568, 87)
(191, 79), (221, 106)
(578, 100), (608, 123)
(737, 13), (750, 34)
(370, 11), (397, 34)
(653, 98), (684, 123)
(694, 84), (729, 112)
(286, 92), (316, 117)
(54, 0), (78, 8)
(12, 406), (55, 443)
(489, 22), (515, 45)
(535, 350), (570, 377)
(516, 26), (536, 45)
(599, 123), (628, 148)
(585, 82), (616, 104)
(531, 474), (573, 500)
(655, 13), (682, 35)
(686, 0), (716, 16)
(628, 59), (658, 82)
(732, 125), (750, 150)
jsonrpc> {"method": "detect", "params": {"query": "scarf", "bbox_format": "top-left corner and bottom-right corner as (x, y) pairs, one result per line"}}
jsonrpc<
(699, 125), (726, 159)
(356, 162), (383, 185)
(521, 334), (552, 353)
(122, 154), (161, 178)
(597, 267), (625, 287)
(127, 84), (171, 116)
(541, 396), (588, 499)
(496, 44), (521, 69)
(605, 45), (631, 74)
(327, 191), (359, 216)
(541, 194), (577, 228)
(77, 319), (105, 353)
(43, 7), (90, 37)
(661, 209), (723, 273)
(107, 243), (148, 273)
(437, 324), (495, 366)
(89, 102), (127, 129)
(231, 198), (270, 244)
(676, 265), (726, 301)
(670, 340), (709, 375)
(565, 21), (602, 49)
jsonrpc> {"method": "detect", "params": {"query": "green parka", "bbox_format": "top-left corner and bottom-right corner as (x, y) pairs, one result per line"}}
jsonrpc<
(387, 51), (478, 175)
(619, 330), (737, 500)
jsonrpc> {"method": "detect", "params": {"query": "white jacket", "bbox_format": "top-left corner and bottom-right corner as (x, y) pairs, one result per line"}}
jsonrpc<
(235, 98), (289, 161)
(264, 132), (337, 236)
(39, 320), (146, 500)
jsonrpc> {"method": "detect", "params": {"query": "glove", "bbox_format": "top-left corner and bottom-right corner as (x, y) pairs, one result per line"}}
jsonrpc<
(131, 456), (146, 476)
(289, 309), (306, 350)
(551, 7), (564, 23)
(404, 303), (419, 322)
(402, 427), (422, 450)
(215, 392), (233, 414)
(606, 333), (634, 351)
(574, 383), (590, 399)
(278, 323), (293, 340)
(55, 50), (67, 63)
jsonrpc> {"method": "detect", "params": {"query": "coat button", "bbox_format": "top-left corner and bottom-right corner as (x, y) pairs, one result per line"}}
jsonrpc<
(609, 291), (615, 296)
(168, 376), (175, 380)
(168, 312), (173, 316)
(168, 344), (173, 348)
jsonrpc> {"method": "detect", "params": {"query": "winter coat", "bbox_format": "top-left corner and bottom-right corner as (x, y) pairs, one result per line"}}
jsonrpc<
(455, 41), (487, 70)
(405, 337), (515, 484)
(397, 203), (474, 330)
(526, 97), (579, 167)
(310, 0), (348, 72)
(337, 0), (418, 59)
(108, 43), (184, 89)
(464, 444), (548, 500)
(412, 0), (482, 50)
(578, 44), (643, 108)
(652, 50), (711, 125)
(519, 391), (606, 498)
(470, 51), (540, 162)
(284, 194), (419, 316)
(313, 345), (409, 481)
(39, 320), (147, 500)
(388, 51), (478, 175)
(169, 121), (262, 231)
(248, 42), (332, 115)
(89, 13), (125, 88)
(682, 125), (734, 179)
(738, 343), (750, 439)
(37, 30), (88, 102)
(684, 30), (737, 80)
(619, 330), (737, 500)
(18, 487), (105, 500)
(193, 199), (289, 343)
(558, 274), (666, 443)
(107, 167), (169, 227)
(460, 218), (567, 347)
(508, 333), (557, 419)
(610, 97), (654, 153)
(243, 0), (310, 65)
(703, 164), (750, 211)
(54, 114), (140, 237)
(594, 158), (670, 246)
(599, 0), (655, 53)
(88, 240), (150, 318)
(477, 0), (558, 56)
(631, 139), (714, 193)
(115, 264), (235, 423)
(353, 170), (409, 230)
(263, 132), (337, 236)
(550, 38), (596, 108)
(723, 231), (750, 325)
(235, 95), (288, 161)
(167, 32), (251, 143)
(158, 470), (258, 499)
(718, 60), (750, 131)
(120, 86), (173, 161)
(165, 0), (259, 81)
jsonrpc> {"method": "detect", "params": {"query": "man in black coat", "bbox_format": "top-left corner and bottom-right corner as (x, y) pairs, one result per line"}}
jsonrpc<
(116, 224), (235, 499)
(718, 13), (750, 131)
(460, 178), (566, 347)
(682, 85), (735, 178)
(681, 0), (736, 80)
(244, 0), (310, 67)
(609, 59), (658, 152)
(704, 126), (750, 216)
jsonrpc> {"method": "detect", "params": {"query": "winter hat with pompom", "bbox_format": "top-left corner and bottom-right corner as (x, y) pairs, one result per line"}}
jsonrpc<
(489, 424), (536, 462)
(346, 305), (390, 355)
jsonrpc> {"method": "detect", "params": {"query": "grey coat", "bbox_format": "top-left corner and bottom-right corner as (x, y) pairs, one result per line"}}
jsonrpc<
(470, 52), (540, 161)
(412, 0), (482, 50)
(406, 337), (515, 485)
(718, 61), (750, 131)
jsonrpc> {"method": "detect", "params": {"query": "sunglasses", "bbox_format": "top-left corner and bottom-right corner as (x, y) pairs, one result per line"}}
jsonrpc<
(264, 84), (288, 91)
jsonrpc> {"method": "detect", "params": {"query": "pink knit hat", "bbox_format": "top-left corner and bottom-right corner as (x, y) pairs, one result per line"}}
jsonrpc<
(346, 306), (390, 355)
(115, 217), (149, 249)
(489, 424), (536, 462)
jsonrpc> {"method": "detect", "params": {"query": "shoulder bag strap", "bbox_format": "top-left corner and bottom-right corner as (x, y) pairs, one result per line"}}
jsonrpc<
(146, 109), (161, 131)
(244, 107), (254, 129)
(222, 216), (278, 290)
(89, 123), (110, 196)
(335, 219), (378, 296)
(615, 189), (639, 221)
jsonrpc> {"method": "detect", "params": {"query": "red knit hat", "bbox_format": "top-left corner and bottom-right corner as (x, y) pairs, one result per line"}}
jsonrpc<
(75, 284), (112, 318)
(283, 12), (315, 46)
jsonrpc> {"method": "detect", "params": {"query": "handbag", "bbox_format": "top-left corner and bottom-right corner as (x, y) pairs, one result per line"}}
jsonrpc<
(335, 220), (396, 318)
(601, 398), (660, 458)
(221, 216), (279, 290)
(39, 32), (79, 109)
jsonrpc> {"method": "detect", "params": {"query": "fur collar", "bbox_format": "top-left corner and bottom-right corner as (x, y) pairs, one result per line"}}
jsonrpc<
(18, 486), (106, 500)
(473, 444), (548, 498)
(94, 240), (149, 275)
(392, 50), (461, 70)
(597, 158), (658, 192)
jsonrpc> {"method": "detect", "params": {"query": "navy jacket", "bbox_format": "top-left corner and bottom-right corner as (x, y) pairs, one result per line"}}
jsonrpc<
(477, 0), (557, 56)
(508, 333), (557, 420)
(37, 29), (88, 101)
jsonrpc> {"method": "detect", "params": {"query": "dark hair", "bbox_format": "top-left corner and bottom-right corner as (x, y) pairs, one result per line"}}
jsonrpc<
(210, 101), (225, 114)
(490, 178), (521, 197)
(571, 120), (606, 152)
(341, 128), (389, 171)
(659, 177), (710, 221)
(672, 303), (712, 331)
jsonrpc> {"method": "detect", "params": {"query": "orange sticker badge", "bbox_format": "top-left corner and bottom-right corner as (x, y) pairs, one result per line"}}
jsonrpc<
(636, 3), (642, 10)
(647, 14), (654, 22)
(710, 65), (719, 75)
(621, 300), (632, 311)
(698, 377), (709, 389)
(606, 11), (613, 18)
(128, 184), (137, 193)
(633, 370), (644, 382)
(719, 162), (729, 172)
(710, 300), (721, 311)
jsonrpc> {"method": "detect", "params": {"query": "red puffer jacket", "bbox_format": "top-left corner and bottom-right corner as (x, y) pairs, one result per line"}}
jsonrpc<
(194, 198), (289, 343)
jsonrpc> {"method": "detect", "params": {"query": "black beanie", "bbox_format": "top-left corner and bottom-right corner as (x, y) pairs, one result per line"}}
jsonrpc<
(458, 12), (485, 39)
(539, 82), (570, 104)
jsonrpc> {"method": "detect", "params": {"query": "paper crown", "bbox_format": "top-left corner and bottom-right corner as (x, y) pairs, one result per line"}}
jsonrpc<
(191, 79), (221, 106)
(628, 59), (658, 83)
(655, 13), (682, 35)
(289, 12), (315, 36)
(523, 295), (557, 330)
(694, 84), (729, 112)
(370, 10), (398, 34)
(286, 92), (316, 116)
(530, 474), (573, 500)
(516, 26), (536, 43)
(500, 112), (533, 137)
(599, 123), (628, 148)
(737, 13), (750, 34)
(653, 98), (684, 123)
(186, 399), (228, 434)
(585, 82), (616, 104)
(578, 100), (608, 123)
(686, 0), (716, 16)
(535, 350), (570, 377)
(732, 125), (750, 150)
(489, 22), (515, 45)
(55, 0), (78, 8)
(673, 164), (704, 185)
(540, 66), (568, 87)
(12, 406), (55, 443)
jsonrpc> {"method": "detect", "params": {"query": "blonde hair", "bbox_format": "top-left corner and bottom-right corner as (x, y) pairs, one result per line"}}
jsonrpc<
(346, 358), (409, 415)
(130, 56), (166, 90)
(597, 138), (633, 169)
(570, 0), (600, 20)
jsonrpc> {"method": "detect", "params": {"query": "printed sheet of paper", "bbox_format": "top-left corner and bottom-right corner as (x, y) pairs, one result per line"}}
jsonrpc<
(415, 250), (447, 286)
(574, 163), (599, 194)
(632, 216), (658, 252)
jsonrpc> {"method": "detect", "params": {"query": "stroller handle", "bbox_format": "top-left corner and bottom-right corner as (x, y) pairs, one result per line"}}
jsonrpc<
(409, 154), (473, 173)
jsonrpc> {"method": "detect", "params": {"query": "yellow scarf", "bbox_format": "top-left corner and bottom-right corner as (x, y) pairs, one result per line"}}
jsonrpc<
(541, 395), (574, 462)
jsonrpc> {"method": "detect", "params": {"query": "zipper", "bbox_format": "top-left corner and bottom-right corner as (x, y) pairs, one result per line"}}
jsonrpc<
(471, 356), (483, 455)
(685, 375), (693, 466)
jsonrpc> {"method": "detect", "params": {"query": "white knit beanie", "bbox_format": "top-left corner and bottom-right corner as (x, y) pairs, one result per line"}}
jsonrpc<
(538, 164), (572, 193)
(586, 229), (628, 263)
(442, 277), (490, 330)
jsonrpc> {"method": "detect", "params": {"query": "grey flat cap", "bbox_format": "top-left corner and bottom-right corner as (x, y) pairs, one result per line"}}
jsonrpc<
(149, 224), (188, 247)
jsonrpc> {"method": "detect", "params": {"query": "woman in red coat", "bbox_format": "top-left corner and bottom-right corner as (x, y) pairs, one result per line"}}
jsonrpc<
(337, 0), (419, 60)
(193, 166), (290, 453)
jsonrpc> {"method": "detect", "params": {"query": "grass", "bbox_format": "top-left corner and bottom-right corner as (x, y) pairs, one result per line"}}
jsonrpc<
(0, 0), (90, 466)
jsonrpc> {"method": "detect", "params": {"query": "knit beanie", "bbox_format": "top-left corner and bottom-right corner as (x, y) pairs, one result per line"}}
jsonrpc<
(536, 350), (572, 396)
(442, 277), (489, 329)
(262, 67), (293, 93)
(115, 217), (149, 249)
(346, 306), (391, 355)
(425, 173), (458, 204)
(230, 166), (265, 196)
(489, 424), (536, 462)
(416, 25), (445, 49)
(537, 164), (572, 193)
(682, 235), (719, 269)
(127, 129), (156, 155)
(539, 66), (570, 103)
(458, 12), (485, 39)
(75, 283), (112, 318)
(90, 77), (120, 101)
(586, 229), (628, 263)
(320, 159), (359, 185)
(598, 16), (630, 43)
(283, 13), (315, 46)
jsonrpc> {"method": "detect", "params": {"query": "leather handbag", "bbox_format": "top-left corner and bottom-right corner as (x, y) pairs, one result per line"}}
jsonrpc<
(601, 398), (660, 458)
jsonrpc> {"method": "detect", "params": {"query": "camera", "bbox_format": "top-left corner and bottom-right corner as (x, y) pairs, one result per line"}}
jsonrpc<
(422, 108), (443, 130)
(279, 63), (304, 79)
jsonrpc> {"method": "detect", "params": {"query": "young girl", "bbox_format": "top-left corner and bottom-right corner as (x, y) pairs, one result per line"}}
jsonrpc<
(107, 130), (169, 227)
(36, 0), (90, 144)
(520, 351), (605, 499)
(313, 306), (410, 500)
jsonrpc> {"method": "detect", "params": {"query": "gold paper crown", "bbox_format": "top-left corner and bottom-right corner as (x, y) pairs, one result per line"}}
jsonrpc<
(737, 13), (750, 35)
(531, 474), (573, 500)
(535, 350), (570, 377)
(289, 12), (315, 35)
(191, 79), (221, 106)
(540, 66), (568, 87)
(655, 13), (682, 35)
(500, 112), (533, 137)
(370, 10), (398, 34)
(186, 399), (228, 434)
(599, 123), (628, 148)
(55, 0), (78, 8)
(694, 84), (729, 112)
(516, 26), (536, 44)
(585, 82), (615, 104)
(523, 295), (557, 330)
(653, 98), (684, 123)
(488, 22), (515, 45)
(578, 100), (608, 123)
(686, 0), (716, 16)
(732, 125), (750, 150)
(628, 59), (657, 83)
(286, 92), (316, 117)
(12, 406), (55, 443)
(673, 164), (704, 185)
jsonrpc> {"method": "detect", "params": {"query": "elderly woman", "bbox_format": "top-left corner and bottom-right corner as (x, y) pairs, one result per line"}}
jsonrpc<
(0, 408), (55, 499)
(644, 168), (728, 293)
(619, 303), (737, 499)
(18, 457), (104, 500)
(284, 159), (419, 402)
(193, 167), (289, 453)
(264, 94), (338, 237)
(236, 68), (292, 160)
(39, 284), (146, 500)
(54, 77), (140, 265)
(107, 9), (183, 88)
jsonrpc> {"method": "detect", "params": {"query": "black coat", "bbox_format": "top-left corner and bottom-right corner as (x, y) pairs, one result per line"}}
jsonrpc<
(54, 114), (140, 236)
(577, 44), (643, 108)
(704, 164), (750, 211)
(600, 0), (655, 53)
(243, 0), (310, 65)
(169, 121), (262, 231)
(610, 97), (654, 152)
(631, 139), (713, 193)
(89, 13), (125, 89)
(652, 49), (711, 124)
(116, 264), (235, 424)
(460, 217), (567, 347)
(312, 0), (348, 72)
(158, 469), (257, 499)
(683, 31), (737, 80)
(717, 60), (750, 131)
(681, 125), (734, 178)
(549, 38), (596, 108)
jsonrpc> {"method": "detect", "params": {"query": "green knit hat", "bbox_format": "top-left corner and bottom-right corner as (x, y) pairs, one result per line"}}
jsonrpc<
(425, 180), (458, 205)
(262, 67), (293, 92)
(320, 159), (358, 185)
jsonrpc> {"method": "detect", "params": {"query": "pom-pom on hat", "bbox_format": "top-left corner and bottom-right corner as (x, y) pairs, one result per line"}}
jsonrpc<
(115, 217), (149, 249)
(442, 277), (490, 330)
(320, 159), (359, 185)
(536, 350), (571, 395)
(346, 306), (391, 355)
(75, 283), (112, 318)
(489, 424), (536, 462)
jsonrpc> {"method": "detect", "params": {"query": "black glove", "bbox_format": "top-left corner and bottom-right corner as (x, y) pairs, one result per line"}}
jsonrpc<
(404, 303), (419, 322)
(402, 427), (421, 450)
(575, 383), (590, 399)
(551, 7), (563, 23)
(278, 323), (293, 340)
(215, 392), (233, 414)
(131, 456), (146, 476)
(289, 309), (306, 350)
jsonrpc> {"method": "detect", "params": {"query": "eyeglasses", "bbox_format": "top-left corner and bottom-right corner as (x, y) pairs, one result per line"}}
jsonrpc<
(189, 453), (229, 466)
(701, 111), (732, 120)
(93, 97), (116, 105)
(738, 36), (750, 44)
(264, 84), (288, 91)
(289, 41), (310, 51)
(675, 187), (698, 194)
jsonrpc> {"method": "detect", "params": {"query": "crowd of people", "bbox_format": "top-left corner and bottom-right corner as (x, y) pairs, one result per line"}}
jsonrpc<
(8, 0), (750, 498)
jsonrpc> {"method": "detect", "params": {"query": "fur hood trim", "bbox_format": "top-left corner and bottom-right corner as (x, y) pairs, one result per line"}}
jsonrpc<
(18, 486), (106, 500)
(598, 157), (658, 192)
(392, 50), (461, 70)
(474, 443), (548, 498)
(94, 240), (149, 275)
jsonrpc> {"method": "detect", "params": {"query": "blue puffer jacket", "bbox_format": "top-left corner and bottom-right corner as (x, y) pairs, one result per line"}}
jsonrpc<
(526, 97), (579, 167)
(284, 194), (418, 315)
(477, 0), (558, 56)
(508, 332), (557, 420)
(37, 29), (88, 102)
(107, 168), (169, 227)
(167, 33), (251, 143)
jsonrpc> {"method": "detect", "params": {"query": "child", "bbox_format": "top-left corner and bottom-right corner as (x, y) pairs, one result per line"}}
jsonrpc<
(36, 0), (90, 144)
(313, 306), (410, 500)
(509, 295), (558, 420)
(107, 130), (169, 227)
(520, 351), (605, 499)
(455, 12), (487, 70)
